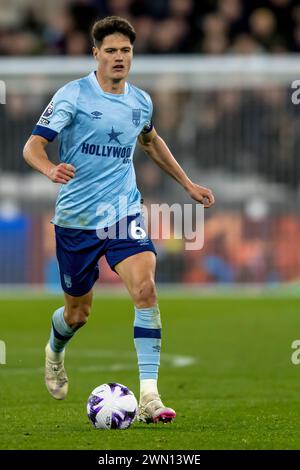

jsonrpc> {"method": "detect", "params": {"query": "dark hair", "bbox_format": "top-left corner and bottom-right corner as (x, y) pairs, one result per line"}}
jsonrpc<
(92, 16), (136, 47)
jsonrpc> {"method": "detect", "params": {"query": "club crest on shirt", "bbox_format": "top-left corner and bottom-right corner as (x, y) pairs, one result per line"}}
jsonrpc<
(42, 101), (54, 118)
(132, 109), (141, 127)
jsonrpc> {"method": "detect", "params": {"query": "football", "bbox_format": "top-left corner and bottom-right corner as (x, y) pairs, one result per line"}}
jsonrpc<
(87, 382), (138, 430)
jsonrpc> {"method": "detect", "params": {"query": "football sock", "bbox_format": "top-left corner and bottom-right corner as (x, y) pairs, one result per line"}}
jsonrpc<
(49, 306), (75, 354)
(134, 305), (161, 399)
(140, 379), (159, 400)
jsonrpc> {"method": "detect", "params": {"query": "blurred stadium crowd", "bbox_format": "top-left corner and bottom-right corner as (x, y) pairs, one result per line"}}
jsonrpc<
(0, 0), (300, 56)
(2, 85), (299, 188)
(2, 80), (300, 285)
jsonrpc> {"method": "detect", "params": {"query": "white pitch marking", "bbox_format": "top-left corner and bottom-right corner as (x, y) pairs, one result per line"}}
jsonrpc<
(1, 350), (197, 374)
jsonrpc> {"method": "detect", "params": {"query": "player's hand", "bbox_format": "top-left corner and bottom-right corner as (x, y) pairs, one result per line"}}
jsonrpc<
(186, 182), (215, 208)
(48, 163), (76, 184)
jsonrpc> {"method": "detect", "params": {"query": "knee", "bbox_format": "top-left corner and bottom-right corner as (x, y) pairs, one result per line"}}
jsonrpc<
(132, 279), (157, 308)
(65, 302), (91, 330)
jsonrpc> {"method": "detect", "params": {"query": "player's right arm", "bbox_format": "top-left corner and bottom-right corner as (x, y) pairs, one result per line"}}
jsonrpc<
(23, 81), (79, 184)
(23, 135), (75, 184)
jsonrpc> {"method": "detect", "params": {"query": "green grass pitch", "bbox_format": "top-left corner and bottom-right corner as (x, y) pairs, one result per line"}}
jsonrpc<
(1, 296), (300, 450)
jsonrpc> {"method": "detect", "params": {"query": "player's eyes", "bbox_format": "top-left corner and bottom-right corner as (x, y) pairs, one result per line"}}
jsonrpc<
(105, 49), (130, 54)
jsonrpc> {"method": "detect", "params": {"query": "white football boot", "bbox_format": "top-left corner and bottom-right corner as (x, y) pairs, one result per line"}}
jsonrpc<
(137, 393), (176, 424)
(45, 343), (68, 400)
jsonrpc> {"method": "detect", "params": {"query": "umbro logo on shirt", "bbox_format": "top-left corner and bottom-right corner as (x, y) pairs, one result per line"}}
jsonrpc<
(91, 111), (103, 120)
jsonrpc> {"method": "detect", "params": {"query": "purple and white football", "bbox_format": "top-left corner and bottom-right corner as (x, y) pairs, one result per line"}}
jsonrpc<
(87, 383), (138, 430)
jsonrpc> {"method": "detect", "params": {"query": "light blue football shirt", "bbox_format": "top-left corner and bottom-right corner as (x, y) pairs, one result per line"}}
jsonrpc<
(32, 71), (153, 229)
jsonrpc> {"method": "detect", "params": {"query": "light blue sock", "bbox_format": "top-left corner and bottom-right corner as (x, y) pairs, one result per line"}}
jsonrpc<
(49, 307), (75, 353)
(134, 305), (162, 380)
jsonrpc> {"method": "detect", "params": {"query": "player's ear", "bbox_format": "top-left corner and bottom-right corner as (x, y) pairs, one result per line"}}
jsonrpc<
(92, 46), (99, 60)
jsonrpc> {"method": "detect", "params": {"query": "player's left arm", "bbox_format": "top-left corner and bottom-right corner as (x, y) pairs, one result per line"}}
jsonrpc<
(138, 128), (215, 208)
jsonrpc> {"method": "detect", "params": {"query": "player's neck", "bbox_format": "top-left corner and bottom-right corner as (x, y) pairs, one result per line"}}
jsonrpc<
(96, 71), (125, 95)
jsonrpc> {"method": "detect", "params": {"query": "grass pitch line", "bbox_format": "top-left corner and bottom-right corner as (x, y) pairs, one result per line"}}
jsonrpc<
(2, 350), (197, 375)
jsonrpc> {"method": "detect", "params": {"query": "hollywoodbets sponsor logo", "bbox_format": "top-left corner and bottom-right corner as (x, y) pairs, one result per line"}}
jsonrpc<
(81, 142), (132, 163)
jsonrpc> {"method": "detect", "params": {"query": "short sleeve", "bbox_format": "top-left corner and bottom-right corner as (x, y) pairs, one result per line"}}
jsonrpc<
(32, 81), (80, 142)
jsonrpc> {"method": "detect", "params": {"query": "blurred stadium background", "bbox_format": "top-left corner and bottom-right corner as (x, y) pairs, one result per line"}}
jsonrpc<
(1, 0), (300, 290)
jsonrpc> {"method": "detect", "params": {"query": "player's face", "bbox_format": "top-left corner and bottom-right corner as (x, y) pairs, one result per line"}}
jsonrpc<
(93, 33), (133, 81)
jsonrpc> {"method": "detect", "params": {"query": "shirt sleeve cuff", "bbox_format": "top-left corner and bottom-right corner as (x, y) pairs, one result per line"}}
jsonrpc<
(32, 125), (58, 142)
